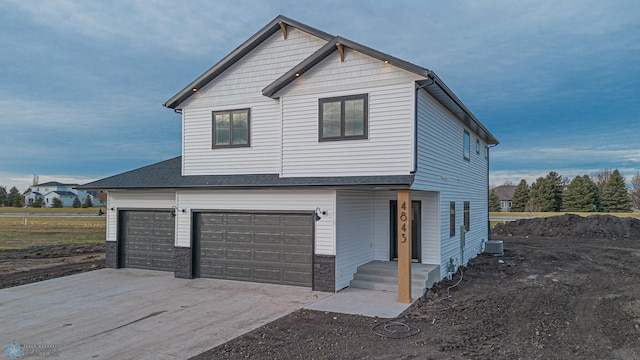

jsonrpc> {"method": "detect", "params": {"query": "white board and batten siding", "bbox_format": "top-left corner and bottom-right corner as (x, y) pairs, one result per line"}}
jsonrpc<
(412, 89), (489, 277)
(334, 191), (375, 290)
(179, 27), (327, 176)
(106, 191), (176, 243)
(175, 189), (336, 255)
(279, 49), (422, 177)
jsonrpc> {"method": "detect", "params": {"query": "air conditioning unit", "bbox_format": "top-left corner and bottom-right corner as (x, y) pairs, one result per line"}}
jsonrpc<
(484, 240), (504, 256)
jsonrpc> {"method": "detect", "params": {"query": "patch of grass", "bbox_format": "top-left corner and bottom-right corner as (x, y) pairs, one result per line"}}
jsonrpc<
(0, 217), (105, 250)
(0, 207), (103, 214)
(490, 211), (640, 218)
(490, 221), (506, 228)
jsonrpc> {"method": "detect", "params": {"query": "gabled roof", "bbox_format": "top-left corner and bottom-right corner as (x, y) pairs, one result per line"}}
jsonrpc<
(163, 14), (497, 145)
(76, 157), (414, 190)
(163, 15), (333, 110)
(491, 185), (517, 201)
(262, 36), (498, 145)
(36, 181), (78, 187)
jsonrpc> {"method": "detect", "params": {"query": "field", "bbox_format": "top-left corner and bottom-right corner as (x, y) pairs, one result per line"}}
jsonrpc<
(0, 213), (106, 288)
(0, 207), (103, 214)
(0, 216), (105, 250)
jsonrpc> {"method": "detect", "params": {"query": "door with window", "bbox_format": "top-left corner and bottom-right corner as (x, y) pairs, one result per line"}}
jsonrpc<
(390, 200), (421, 262)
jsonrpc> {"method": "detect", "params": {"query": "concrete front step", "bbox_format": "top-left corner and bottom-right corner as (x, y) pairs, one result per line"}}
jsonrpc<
(349, 260), (440, 296)
(350, 279), (427, 296)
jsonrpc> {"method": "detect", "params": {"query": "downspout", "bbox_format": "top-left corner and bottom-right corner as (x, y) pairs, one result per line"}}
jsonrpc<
(487, 143), (498, 239)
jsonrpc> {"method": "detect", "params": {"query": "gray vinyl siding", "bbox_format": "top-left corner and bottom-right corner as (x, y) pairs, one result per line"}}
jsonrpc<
(412, 89), (489, 278)
(334, 191), (375, 290)
(180, 27), (327, 176)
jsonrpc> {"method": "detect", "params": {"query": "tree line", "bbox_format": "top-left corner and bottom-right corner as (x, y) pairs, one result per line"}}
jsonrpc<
(490, 169), (640, 213)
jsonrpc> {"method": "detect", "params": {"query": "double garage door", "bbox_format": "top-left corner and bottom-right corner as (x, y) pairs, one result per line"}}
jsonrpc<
(119, 210), (314, 288)
(193, 212), (314, 287)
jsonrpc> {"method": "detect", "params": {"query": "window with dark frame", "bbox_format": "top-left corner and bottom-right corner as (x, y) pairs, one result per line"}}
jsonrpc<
(463, 130), (470, 160)
(464, 201), (470, 231)
(450, 201), (456, 237)
(212, 109), (250, 147)
(476, 139), (480, 154)
(319, 94), (368, 141)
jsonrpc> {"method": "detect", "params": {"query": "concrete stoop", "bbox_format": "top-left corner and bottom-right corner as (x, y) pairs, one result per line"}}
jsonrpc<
(349, 260), (440, 297)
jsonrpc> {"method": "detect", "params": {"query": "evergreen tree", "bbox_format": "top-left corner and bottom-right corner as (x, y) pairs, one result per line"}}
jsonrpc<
(510, 179), (529, 212)
(601, 169), (632, 212)
(8, 186), (22, 207)
(0, 186), (7, 206)
(73, 196), (81, 208)
(529, 172), (563, 212)
(489, 190), (502, 212)
(33, 197), (43, 208)
(52, 197), (63, 208)
(562, 175), (599, 212)
(630, 172), (640, 211)
(82, 195), (93, 208)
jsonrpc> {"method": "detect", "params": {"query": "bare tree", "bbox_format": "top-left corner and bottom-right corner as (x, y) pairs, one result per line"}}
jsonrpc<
(631, 172), (640, 211)
(502, 181), (515, 186)
(593, 168), (612, 193)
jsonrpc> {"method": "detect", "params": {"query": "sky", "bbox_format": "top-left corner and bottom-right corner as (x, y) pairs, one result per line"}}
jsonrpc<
(1, 0), (639, 192)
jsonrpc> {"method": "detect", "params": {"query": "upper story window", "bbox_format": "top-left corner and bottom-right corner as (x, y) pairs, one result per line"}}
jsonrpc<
(212, 109), (250, 148)
(463, 130), (470, 161)
(319, 94), (368, 141)
(476, 139), (480, 154)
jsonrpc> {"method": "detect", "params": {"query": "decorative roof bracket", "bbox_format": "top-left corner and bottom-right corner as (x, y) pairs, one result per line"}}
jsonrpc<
(278, 21), (288, 39)
(336, 42), (344, 62)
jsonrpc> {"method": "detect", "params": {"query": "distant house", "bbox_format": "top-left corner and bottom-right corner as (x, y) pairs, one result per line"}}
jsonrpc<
(24, 181), (104, 207)
(491, 185), (516, 212)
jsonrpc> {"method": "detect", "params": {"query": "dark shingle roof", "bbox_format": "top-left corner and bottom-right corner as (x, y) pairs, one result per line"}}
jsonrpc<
(51, 191), (76, 196)
(36, 181), (78, 187)
(491, 185), (517, 201)
(76, 156), (414, 190)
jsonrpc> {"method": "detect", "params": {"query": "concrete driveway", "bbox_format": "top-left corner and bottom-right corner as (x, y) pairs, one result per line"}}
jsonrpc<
(0, 269), (330, 359)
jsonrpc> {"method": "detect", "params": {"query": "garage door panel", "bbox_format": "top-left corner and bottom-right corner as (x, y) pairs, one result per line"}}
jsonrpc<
(226, 248), (252, 261)
(254, 250), (281, 262)
(194, 212), (313, 287)
(283, 215), (313, 226)
(253, 232), (282, 244)
(254, 214), (282, 226)
(226, 231), (252, 242)
(226, 213), (252, 225)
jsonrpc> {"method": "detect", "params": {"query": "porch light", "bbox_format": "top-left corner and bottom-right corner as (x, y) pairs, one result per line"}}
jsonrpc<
(315, 207), (326, 221)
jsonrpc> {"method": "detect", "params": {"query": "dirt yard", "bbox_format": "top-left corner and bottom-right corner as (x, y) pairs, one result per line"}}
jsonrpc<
(194, 214), (640, 360)
(0, 244), (105, 289)
(1, 214), (639, 359)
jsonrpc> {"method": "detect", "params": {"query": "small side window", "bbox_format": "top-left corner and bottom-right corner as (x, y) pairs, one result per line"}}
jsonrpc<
(463, 130), (470, 161)
(464, 201), (470, 231)
(449, 201), (456, 237)
(476, 139), (480, 154)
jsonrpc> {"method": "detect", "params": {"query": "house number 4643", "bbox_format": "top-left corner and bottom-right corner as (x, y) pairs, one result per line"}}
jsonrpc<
(400, 201), (408, 243)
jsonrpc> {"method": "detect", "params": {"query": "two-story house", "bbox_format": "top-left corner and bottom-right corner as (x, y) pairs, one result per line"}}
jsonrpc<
(79, 16), (498, 295)
(25, 181), (104, 207)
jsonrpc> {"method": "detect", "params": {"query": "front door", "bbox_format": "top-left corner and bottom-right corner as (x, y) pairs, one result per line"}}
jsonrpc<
(390, 200), (421, 262)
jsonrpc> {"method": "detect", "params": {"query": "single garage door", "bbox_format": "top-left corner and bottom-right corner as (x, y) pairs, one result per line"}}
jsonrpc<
(193, 212), (313, 287)
(118, 210), (175, 271)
